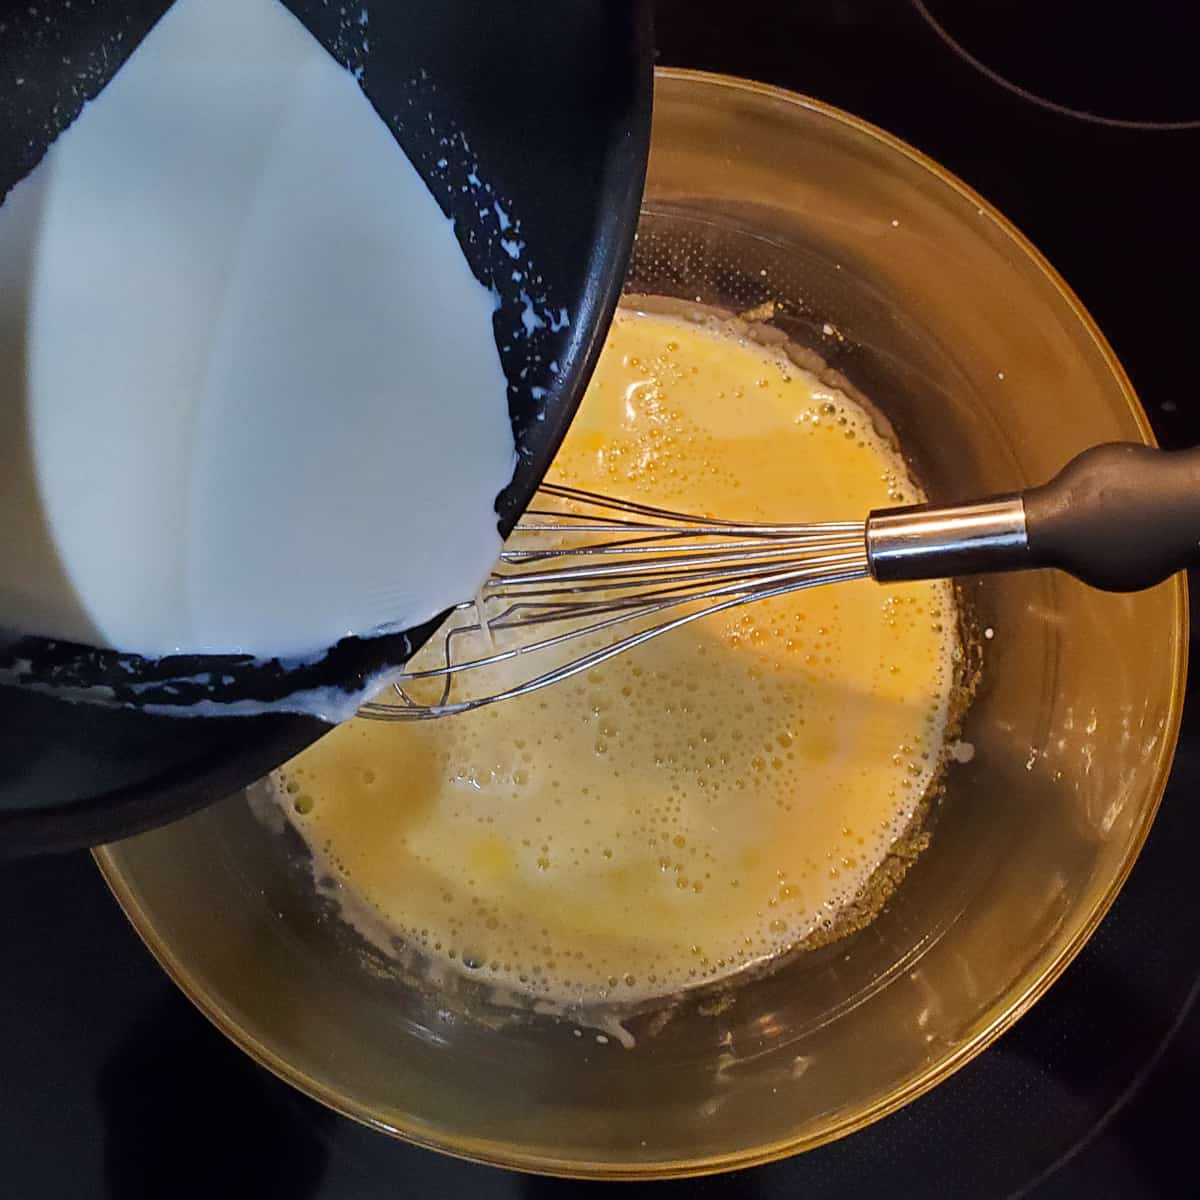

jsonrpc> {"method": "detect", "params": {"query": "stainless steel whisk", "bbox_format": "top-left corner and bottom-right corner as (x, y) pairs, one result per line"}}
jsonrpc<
(360, 443), (1200, 721)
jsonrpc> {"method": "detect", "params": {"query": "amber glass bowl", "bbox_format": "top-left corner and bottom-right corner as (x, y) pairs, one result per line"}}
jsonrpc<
(96, 70), (1186, 1178)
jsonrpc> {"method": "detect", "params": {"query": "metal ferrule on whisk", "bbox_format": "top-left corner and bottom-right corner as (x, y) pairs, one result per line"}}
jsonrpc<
(865, 496), (1030, 583)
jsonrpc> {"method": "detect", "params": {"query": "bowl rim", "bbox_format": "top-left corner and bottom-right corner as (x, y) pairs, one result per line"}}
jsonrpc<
(94, 67), (1190, 1180)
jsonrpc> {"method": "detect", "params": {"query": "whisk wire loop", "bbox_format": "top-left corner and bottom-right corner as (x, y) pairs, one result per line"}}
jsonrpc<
(360, 484), (869, 720)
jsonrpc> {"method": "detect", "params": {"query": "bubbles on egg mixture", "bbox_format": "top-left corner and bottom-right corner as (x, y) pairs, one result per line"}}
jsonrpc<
(273, 308), (963, 1007)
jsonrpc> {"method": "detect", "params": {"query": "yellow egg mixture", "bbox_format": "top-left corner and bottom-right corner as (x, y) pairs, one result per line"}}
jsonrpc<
(276, 308), (959, 1005)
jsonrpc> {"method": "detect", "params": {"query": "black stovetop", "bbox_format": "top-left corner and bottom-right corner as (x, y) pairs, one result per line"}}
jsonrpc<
(3, 2), (1199, 1196)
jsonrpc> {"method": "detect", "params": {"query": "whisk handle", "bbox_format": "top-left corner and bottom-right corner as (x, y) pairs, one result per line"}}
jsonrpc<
(1022, 442), (1200, 591)
(867, 443), (1200, 592)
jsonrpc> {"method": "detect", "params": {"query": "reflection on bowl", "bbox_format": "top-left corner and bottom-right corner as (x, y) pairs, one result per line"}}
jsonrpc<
(95, 70), (1185, 1178)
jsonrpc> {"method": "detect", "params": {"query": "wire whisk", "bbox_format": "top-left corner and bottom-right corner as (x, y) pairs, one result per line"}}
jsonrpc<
(360, 443), (1200, 720)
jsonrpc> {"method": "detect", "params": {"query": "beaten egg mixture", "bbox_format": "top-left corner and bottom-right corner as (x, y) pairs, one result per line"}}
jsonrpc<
(275, 308), (959, 1004)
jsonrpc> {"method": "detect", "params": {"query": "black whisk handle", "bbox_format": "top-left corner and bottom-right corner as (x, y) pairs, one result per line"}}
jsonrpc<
(867, 442), (1200, 591)
(1023, 443), (1200, 592)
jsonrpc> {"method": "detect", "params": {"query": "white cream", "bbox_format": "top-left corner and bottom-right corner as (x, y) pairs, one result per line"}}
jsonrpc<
(0, 0), (514, 660)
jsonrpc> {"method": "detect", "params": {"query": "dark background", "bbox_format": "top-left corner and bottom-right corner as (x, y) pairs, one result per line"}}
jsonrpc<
(3, 1), (1200, 1196)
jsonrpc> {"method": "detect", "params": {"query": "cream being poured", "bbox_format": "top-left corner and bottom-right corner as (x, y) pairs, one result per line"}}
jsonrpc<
(0, 0), (515, 662)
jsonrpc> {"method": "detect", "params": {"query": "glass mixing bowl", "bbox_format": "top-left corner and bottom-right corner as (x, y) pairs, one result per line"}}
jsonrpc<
(95, 70), (1186, 1177)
